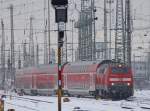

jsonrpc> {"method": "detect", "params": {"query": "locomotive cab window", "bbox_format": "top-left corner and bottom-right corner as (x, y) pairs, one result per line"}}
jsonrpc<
(111, 67), (128, 74)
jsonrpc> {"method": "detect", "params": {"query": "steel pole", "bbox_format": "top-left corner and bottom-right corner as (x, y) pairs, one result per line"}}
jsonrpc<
(58, 32), (62, 111)
(48, 0), (51, 63)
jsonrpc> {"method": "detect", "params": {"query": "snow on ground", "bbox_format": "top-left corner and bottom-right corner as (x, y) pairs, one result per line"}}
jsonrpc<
(3, 90), (150, 111)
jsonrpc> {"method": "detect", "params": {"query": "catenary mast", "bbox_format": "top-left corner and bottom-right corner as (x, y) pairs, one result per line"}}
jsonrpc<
(125, 0), (132, 66)
(115, 0), (125, 64)
(10, 4), (15, 87)
(1, 19), (5, 90)
(76, 0), (95, 61)
(29, 17), (35, 66)
(104, 0), (108, 60)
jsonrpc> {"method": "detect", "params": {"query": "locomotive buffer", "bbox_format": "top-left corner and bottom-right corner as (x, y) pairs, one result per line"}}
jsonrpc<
(51, 1), (68, 111)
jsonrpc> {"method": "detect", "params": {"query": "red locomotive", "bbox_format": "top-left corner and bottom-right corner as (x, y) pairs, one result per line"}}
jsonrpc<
(16, 60), (134, 99)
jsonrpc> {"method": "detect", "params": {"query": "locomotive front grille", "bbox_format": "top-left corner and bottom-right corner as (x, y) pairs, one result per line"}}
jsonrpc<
(109, 83), (133, 94)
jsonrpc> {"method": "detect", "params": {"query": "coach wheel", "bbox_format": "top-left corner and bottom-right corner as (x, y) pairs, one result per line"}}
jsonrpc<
(100, 90), (105, 99)
(77, 95), (81, 98)
(31, 90), (38, 96)
(104, 91), (108, 99)
(94, 90), (99, 98)
(19, 89), (25, 96)
(94, 94), (100, 100)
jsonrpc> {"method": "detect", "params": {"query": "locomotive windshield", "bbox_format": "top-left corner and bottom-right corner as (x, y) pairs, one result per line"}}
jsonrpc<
(111, 67), (128, 74)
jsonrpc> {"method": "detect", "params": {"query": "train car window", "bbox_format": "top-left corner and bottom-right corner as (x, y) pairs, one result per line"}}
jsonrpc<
(111, 67), (128, 74)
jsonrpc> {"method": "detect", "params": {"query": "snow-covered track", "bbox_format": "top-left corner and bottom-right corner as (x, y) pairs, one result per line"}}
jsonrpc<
(121, 96), (150, 110)
(0, 93), (53, 104)
(6, 102), (39, 111)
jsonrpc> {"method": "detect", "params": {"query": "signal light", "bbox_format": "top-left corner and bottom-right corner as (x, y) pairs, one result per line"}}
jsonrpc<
(51, 0), (68, 23)
(58, 31), (64, 47)
(55, 8), (67, 23)
(51, 0), (68, 6)
(59, 31), (64, 38)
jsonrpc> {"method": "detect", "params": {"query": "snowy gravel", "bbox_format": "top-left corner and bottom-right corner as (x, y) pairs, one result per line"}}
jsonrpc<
(3, 90), (150, 111)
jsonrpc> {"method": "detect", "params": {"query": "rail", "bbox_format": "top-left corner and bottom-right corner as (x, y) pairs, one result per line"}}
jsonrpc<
(0, 93), (53, 104)
(0, 93), (54, 111)
(6, 102), (39, 111)
(120, 96), (150, 109)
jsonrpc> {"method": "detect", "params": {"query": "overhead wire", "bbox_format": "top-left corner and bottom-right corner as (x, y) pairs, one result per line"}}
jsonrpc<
(0, 0), (79, 59)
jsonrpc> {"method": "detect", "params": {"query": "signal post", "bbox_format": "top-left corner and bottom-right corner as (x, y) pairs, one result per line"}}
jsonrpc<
(57, 29), (64, 111)
(51, 0), (68, 111)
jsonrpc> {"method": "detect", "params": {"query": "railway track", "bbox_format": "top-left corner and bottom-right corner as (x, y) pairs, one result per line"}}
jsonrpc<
(1, 93), (54, 111)
(6, 102), (39, 111)
(2, 91), (150, 111)
(0, 93), (53, 104)
(121, 96), (150, 110)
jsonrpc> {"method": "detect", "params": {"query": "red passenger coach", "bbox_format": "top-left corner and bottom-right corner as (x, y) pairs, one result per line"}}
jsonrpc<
(63, 61), (98, 96)
(16, 64), (58, 95)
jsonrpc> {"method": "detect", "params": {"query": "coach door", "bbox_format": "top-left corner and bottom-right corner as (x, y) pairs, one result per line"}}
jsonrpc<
(90, 73), (95, 91)
(32, 74), (37, 89)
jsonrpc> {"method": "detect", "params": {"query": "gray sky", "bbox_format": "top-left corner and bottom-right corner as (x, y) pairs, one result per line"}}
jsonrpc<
(131, 0), (150, 60)
(0, 0), (150, 63)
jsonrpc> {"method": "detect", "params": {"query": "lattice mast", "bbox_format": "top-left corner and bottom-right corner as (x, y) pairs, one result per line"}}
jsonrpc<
(29, 17), (35, 66)
(10, 4), (15, 87)
(125, 0), (132, 66)
(18, 46), (21, 69)
(44, 0), (48, 64)
(76, 0), (95, 61)
(104, 0), (108, 60)
(47, 0), (51, 63)
(1, 19), (5, 89)
(115, 0), (125, 63)
(23, 40), (28, 67)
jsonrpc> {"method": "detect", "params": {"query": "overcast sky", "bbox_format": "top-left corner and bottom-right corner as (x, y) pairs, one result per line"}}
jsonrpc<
(0, 0), (150, 63)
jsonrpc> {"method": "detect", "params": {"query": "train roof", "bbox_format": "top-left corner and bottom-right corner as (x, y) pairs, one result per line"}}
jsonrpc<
(65, 60), (113, 66)
(63, 60), (113, 73)
(99, 60), (113, 65)
(67, 61), (100, 66)
(16, 64), (58, 74)
(16, 60), (114, 74)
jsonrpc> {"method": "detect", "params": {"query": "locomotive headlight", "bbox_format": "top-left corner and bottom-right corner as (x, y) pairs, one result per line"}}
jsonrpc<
(127, 83), (130, 86)
(118, 64), (122, 67)
(111, 83), (115, 86)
